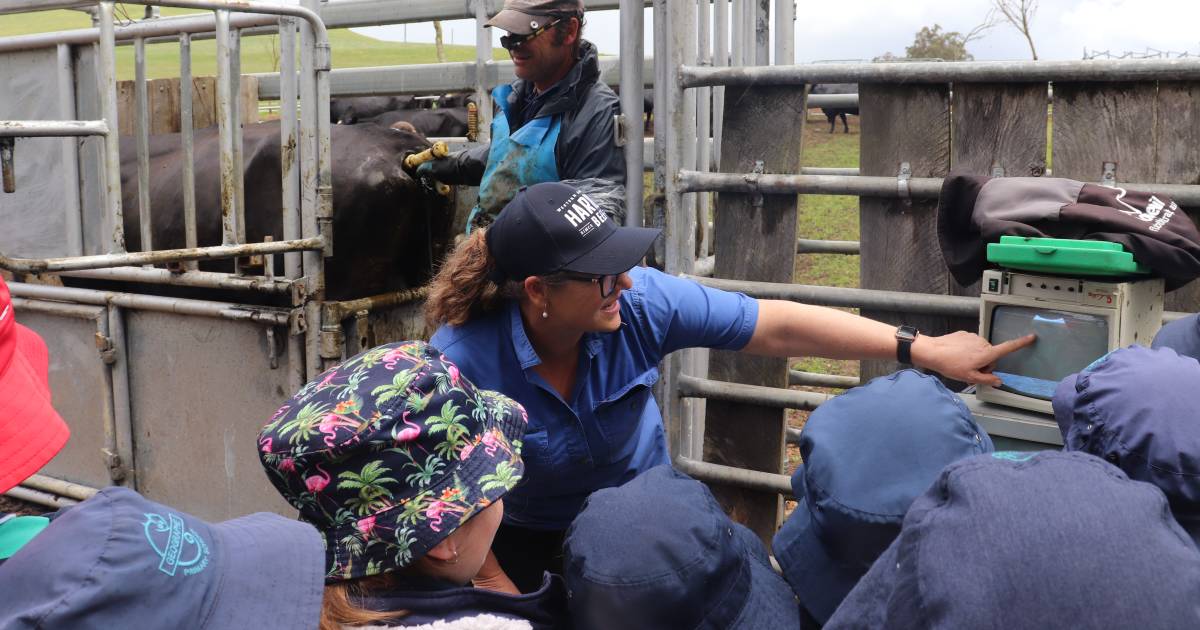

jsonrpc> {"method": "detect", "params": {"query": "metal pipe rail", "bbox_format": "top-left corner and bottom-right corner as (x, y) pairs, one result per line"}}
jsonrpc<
(788, 370), (859, 389)
(10, 282), (292, 325)
(674, 456), (793, 497)
(0, 121), (109, 137)
(688, 275), (1191, 323)
(0, 10), (275, 52)
(797, 239), (860, 255)
(4, 485), (81, 509)
(59, 267), (295, 294)
(807, 93), (857, 108)
(0, 237), (324, 274)
(677, 171), (1200, 206)
(680, 58), (1200, 89)
(678, 374), (833, 411)
(21, 474), (101, 501)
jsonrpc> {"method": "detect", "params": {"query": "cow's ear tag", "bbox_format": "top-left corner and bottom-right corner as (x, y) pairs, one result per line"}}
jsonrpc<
(531, 20), (539, 29)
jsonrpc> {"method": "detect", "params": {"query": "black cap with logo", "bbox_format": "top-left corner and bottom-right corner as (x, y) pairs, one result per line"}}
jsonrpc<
(485, 0), (586, 35)
(486, 181), (661, 282)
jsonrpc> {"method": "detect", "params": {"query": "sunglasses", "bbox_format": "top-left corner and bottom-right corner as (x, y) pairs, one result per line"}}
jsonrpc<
(562, 272), (620, 299)
(500, 18), (562, 51)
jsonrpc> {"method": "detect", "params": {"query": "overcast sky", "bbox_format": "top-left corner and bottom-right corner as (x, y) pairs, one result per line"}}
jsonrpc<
(354, 0), (1200, 63)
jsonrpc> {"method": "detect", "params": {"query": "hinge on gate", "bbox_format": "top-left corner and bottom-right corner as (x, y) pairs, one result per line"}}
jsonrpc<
(990, 163), (1006, 178)
(94, 332), (116, 365)
(897, 162), (912, 202)
(1101, 161), (1118, 187)
(289, 308), (307, 335)
(102, 449), (127, 483)
(1, 137), (15, 194)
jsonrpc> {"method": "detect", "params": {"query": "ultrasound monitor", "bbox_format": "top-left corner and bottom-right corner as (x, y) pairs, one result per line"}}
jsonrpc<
(977, 270), (1164, 415)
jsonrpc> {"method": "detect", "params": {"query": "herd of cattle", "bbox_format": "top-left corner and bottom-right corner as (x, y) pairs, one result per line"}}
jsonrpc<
(110, 87), (854, 301)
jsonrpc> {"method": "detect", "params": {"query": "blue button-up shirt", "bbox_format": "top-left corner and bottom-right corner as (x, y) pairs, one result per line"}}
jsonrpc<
(430, 266), (759, 530)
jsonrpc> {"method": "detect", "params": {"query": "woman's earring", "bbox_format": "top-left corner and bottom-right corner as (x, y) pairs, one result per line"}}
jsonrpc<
(541, 308), (549, 319)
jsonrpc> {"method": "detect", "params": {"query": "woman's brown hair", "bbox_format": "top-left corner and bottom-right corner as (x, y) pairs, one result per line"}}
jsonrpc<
(424, 229), (522, 329)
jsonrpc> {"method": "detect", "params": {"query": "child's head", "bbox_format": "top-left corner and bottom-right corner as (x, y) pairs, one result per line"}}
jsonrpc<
(259, 341), (527, 584)
(0, 275), (69, 494)
(1054, 344), (1200, 541)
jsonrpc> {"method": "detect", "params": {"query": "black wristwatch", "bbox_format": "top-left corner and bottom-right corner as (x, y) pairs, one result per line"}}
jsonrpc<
(895, 325), (919, 365)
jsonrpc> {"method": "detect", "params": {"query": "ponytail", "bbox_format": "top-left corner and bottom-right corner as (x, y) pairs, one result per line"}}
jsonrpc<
(424, 229), (522, 330)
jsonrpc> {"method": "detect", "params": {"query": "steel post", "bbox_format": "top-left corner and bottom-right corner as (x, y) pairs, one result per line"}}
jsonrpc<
(696, 0), (711, 255)
(279, 17), (301, 281)
(730, 0), (742, 68)
(773, 0), (793, 64)
(180, 33), (198, 269)
(473, 0), (492, 143)
(56, 43), (84, 256)
(231, 27), (246, 251)
(134, 36), (152, 251)
(619, 0), (644, 227)
(712, 0), (727, 168)
(97, 1), (125, 253)
(107, 304), (135, 488)
(215, 10), (237, 246)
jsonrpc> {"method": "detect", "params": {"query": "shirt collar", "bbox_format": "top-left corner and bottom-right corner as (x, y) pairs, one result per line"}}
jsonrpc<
(507, 301), (543, 370)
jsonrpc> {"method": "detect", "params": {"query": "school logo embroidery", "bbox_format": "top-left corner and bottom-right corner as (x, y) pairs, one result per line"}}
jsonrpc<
(143, 512), (210, 577)
(1110, 187), (1177, 233)
(991, 451), (1036, 462)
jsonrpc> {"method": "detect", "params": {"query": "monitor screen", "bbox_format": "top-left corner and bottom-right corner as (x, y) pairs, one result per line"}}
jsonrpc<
(989, 306), (1110, 400)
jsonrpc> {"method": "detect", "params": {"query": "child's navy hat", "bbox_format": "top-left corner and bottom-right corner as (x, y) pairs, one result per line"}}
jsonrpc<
(826, 451), (1200, 629)
(773, 370), (992, 623)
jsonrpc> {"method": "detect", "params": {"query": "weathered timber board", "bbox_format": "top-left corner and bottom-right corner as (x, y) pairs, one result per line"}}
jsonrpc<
(703, 84), (806, 544)
(859, 84), (951, 380)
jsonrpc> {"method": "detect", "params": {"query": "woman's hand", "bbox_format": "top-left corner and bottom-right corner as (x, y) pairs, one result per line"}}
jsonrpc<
(472, 550), (521, 595)
(911, 331), (1037, 386)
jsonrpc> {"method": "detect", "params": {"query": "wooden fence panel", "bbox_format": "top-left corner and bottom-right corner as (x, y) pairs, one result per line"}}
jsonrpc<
(1054, 82), (1199, 313)
(949, 83), (1050, 334)
(116, 75), (258, 136)
(703, 84), (805, 543)
(858, 84), (951, 381)
(1154, 82), (1200, 313)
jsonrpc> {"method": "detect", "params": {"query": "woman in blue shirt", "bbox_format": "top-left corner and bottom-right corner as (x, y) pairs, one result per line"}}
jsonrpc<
(426, 181), (1034, 592)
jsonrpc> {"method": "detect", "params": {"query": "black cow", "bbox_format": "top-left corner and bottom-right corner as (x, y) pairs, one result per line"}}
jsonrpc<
(365, 108), (470, 138)
(117, 121), (451, 300)
(329, 95), (417, 125)
(810, 83), (858, 133)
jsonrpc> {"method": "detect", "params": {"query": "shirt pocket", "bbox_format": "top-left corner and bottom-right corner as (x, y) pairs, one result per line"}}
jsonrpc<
(592, 368), (659, 465)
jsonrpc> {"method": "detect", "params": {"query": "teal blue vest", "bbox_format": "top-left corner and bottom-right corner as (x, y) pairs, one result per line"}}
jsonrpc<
(468, 84), (563, 232)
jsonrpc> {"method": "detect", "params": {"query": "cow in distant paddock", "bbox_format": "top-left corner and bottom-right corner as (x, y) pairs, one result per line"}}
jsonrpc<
(117, 121), (452, 299)
(811, 83), (858, 133)
(329, 95), (417, 125)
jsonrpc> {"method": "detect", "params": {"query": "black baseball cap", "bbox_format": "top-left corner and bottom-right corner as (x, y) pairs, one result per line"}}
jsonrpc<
(486, 182), (661, 282)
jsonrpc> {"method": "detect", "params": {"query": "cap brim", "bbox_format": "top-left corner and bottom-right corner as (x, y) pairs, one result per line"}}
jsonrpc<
(773, 496), (868, 624)
(484, 9), (553, 35)
(728, 525), (803, 628)
(560, 226), (662, 276)
(208, 513), (325, 630)
(822, 538), (899, 628)
(0, 324), (69, 494)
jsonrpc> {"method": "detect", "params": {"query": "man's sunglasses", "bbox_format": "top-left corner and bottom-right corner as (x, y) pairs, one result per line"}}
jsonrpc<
(500, 18), (562, 51)
(562, 272), (620, 299)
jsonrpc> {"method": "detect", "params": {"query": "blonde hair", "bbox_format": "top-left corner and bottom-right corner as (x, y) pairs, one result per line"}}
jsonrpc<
(424, 229), (523, 329)
(319, 575), (409, 630)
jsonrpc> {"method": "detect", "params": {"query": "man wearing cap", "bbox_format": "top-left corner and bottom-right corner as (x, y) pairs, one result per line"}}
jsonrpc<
(0, 275), (327, 629)
(412, 0), (625, 231)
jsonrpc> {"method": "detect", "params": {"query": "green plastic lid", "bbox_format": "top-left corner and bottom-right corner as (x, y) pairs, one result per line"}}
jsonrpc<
(986, 236), (1150, 276)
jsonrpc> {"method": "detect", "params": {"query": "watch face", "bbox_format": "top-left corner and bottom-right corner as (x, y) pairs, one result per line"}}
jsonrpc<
(897, 325), (918, 341)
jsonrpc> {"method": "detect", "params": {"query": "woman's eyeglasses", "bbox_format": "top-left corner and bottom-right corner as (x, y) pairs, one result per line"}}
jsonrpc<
(563, 273), (620, 299)
(500, 19), (562, 51)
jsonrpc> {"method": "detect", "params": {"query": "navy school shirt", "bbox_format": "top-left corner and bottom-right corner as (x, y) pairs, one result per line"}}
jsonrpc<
(430, 266), (759, 530)
(360, 572), (569, 629)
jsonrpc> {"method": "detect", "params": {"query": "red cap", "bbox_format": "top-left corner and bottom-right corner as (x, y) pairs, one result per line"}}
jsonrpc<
(0, 276), (69, 494)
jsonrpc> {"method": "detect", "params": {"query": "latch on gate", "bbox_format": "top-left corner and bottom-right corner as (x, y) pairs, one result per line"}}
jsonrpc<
(750, 160), (765, 208)
(614, 113), (627, 147)
(897, 162), (912, 202)
(94, 332), (116, 365)
(1, 137), (15, 193)
(1101, 161), (1118, 187)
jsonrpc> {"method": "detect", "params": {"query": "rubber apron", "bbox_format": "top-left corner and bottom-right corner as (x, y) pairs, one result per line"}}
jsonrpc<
(467, 84), (562, 231)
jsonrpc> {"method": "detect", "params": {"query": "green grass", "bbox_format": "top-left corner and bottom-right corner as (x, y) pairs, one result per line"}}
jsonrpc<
(0, 6), (507, 80)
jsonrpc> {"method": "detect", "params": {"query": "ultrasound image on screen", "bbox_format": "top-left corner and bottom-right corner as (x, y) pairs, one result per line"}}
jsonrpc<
(990, 306), (1110, 400)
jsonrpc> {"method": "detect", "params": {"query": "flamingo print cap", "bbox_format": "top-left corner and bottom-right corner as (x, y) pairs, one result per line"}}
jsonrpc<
(0, 275), (70, 494)
(257, 341), (526, 582)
